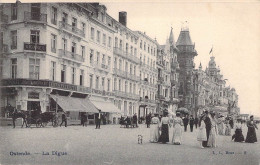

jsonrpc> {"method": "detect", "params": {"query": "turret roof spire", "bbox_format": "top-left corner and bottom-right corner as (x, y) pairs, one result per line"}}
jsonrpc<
(169, 27), (177, 49)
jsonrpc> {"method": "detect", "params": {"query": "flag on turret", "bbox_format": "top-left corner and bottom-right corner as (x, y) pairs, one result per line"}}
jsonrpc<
(209, 47), (213, 54)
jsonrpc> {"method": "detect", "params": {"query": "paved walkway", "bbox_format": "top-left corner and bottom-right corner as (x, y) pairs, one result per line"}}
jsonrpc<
(0, 124), (259, 165)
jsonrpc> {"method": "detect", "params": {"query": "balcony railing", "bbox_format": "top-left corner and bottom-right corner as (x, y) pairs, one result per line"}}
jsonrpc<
(24, 12), (47, 23)
(1, 13), (8, 23)
(114, 90), (139, 100)
(140, 97), (156, 104)
(24, 42), (46, 52)
(92, 61), (110, 71)
(1, 79), (92, 94)
(113, 68), (140, 81)
(59, 21), (85, 37)
(113, 47), (140, 64)
(58, 49), (84, 63)
(1, 44), (8, 53)
(156, 95), (165, 100)
(140, 62), (157, 72)
(141, 79), (157, 88)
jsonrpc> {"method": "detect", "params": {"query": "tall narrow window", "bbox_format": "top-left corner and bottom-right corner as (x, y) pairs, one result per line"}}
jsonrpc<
(119, 40), (122, 50)
(97, 31), (100, 43)
(129, 83), (132, 94)
(114, 78), (117, 90)
(31, 3), (41, 21)
(62, 12), (68, 23)
(90, 49), (94, 64)
(119, 59), (122, 70)
(29, 58), (40, 79)
(102, 54), (106, 64)
(51, 34), (56, 53)
(126, 43), (128, 53)
(108, 56), (111, 67)
(89, 74), (93, 88)
(114, 57), (117, 69)
(125, 62), (128, 73)
(62, 38), (67, 51)
(140, 40), (142, 49)
(125, 81), (128, 93)
(80, 69), (84, 86)
(51, 6), (57, 25)
(50, 61), (56, 81)
(130, 46), (133, 55)
(108, 37), (112, 47)
(61, 64), (66, 83)
(96, 52), (100, 65)
(95, 76), (99, 89)
(102, 77), (105, 90)
(71, 42), (76, 54)
(11, 58), (17, 79)
(118, 79), (121, 91)
(71, 67), (76, 84)
(91, 27), (95, 40)
(11, 30), (17, 49)
(115, 37), (118, 48)
(30, 30), (40, 44)
(72, 17), (77, 31)
(11, 3), (18, 20)
(0, 60), (3, 77)
(81, 46), (85, 57)
(81, 22), (86, 33)
(107, 79), (110, 91)
(103, 34), (106, 46)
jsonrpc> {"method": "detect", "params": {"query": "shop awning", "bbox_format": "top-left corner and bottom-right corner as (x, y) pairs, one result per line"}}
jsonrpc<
(50, 95), (98, 113)
(90, 100), (122, 113)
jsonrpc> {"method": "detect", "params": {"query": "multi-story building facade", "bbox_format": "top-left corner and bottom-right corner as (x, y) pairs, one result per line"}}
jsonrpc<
(136, 31), (158, 117)
(109, 12), (140, 116)
(176, 27), (197, 114)
(156, 28), (180, 115)
(0, 2), (122, 124)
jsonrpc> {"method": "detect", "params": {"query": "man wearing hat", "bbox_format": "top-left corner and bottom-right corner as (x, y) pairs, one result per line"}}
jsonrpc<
(203, 110), (211, 147)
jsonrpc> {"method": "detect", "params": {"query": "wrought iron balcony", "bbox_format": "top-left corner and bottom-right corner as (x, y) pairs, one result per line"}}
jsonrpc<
(24, 12), (47, 23)
(156, 95), (165, 101)
(113, 47), (140, 64)
(58, 49), (84, 63)
(113, 68), (127, 78)
(59, 21), (85, 37)
(92, 61), (110, 72)
(1, 13), (8, 23)
(24, 42), (46, 52)
(114, 90), (139, 100)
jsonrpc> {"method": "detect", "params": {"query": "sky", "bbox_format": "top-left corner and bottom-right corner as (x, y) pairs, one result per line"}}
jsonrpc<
(102, 1), (260, 117)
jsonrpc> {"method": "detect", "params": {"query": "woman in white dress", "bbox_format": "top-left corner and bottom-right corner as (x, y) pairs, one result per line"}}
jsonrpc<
(172, 112), (184, 145)
(207, 113), (218, 148)
(197, 115), (207, 148)
(150, 114), (160, 143)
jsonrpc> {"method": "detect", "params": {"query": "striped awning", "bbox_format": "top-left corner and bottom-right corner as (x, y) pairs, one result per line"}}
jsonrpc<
(50, 95), (98, 113)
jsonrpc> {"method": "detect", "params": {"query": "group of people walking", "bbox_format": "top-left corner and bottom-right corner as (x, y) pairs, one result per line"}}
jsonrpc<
(149, 110), (258, 148)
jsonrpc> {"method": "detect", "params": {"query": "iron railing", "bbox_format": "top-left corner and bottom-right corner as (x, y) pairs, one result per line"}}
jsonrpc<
(59, 21), (85, 37)
(24, 11), (47, 23)
(58, 49), (84, 62)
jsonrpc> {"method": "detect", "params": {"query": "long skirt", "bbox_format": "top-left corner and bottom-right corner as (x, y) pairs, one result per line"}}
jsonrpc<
(208, 127), (217, 147)
(197, 127), (207, 141)
(245, 127), (257, 143)
(218, 123), (224, 135)
(158, 124), (169, 143)
(225, 125), (231, 136)
(172, 124), (183, 144)
(150, 124), (160, 143)
(232, 129), (244, 142)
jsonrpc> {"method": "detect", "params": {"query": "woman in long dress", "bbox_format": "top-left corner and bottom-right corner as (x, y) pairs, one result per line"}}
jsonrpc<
(245, 115), (258, 143)
(150, 114), (160, 143)
(207, 113), (218, 148)
(224, 119), (231, 136)
(172, 113), (184, 145)
(158, 112), (171, 144)
(197, 115), (207, 148)
(232, 118), (244, 142)
(217, 117), (224, 135)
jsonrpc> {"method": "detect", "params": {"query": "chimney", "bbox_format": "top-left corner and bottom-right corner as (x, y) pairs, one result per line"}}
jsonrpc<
(119, 11), (127, 26)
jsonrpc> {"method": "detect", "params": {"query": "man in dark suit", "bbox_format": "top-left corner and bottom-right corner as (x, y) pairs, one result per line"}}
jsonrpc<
(146, 113), (151, 128)
(194, 117), (199, 129)
(95, 110), (101, 129)
(202, 111), (211, 147)
(60, 112), (67, 127)
(189, 115), (195, 132)
(183, 115), (189, 132)
(133, 113), (138, 128)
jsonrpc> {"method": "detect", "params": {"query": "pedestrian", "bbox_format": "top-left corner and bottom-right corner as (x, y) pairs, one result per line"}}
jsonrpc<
(81, 113), (86, 127)
(197, 114), (207, 148)
(60, 112), (67, 127)
(172, 112), (184, 145)
(158, 112), (171, 144)
(202, 111), (211, 147)
(189, 115), (194, 132)
(229, 118), (234, 129)
(194, 117), (198, 129)
(224, 118), (231, 136)
(183, 115), (189, 132)
(217, 116), (225, 135)
(125, 116), (131, 128)
(150, 113), (160, 143)
(146, 113), (151, 128)
(232, 118), (244, 142)
(95, 110), (101, 129)
(133, 113), (138, 128)
(207, 112), (218, 148)
(245, 115), (258, 143)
